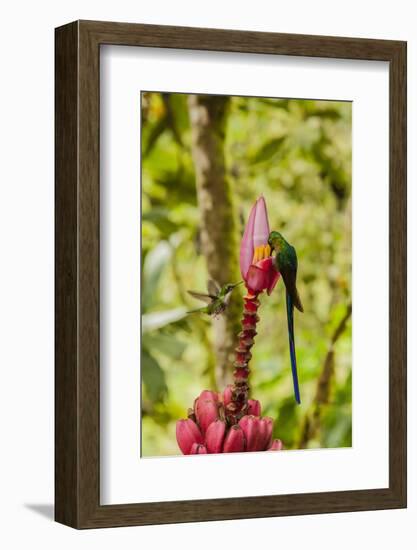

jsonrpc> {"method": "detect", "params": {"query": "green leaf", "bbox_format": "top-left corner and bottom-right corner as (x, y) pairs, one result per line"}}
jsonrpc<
(142, 113), (168, 157)
(166, 93), (190, 135)
(143, 332), (186, 359)
(142, 241), (172, 309)
(142, 308), (187, 333)
(251, 136), (285, 164)
(271, 397), (300, 449)
(322, 406), (352, 448)
(142, 208), (178, 236)
(142, 349), (167, 402)
(154, 169), (197, 208)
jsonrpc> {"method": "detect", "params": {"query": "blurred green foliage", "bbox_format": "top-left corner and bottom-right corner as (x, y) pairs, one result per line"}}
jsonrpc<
(141, 92), (352, 456)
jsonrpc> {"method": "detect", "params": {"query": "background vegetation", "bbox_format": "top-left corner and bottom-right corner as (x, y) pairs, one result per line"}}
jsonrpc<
(141, 92), (352, 457)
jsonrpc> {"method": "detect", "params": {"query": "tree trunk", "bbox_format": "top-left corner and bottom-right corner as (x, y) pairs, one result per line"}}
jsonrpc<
(188, 95), (241, 388)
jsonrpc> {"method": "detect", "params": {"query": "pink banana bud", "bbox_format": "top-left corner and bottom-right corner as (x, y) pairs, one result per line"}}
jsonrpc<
(223, 424), (245, 452)
(190, 443), (208, 454)
(247, 399), (261, 416)
(268, 439), (283, 451)
(176, 418), (204, 455)
(198, 390), (219, 402)
(239, 415), (262, 452)
(222, 384), (233, 405)
(258, 416), (273, 450)
(195, 392), (220, 435)
(205, 420), (226, 454)
(238, 415), (274, 451)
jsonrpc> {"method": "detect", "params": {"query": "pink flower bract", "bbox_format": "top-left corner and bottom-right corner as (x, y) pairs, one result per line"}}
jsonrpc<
(240, 197), (280, 295)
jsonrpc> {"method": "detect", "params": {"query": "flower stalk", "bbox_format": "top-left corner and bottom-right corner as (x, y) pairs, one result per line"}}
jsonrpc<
(224, 293), (261, 423)
(175, 196), (285, 454)
(226, 196), (279, 423)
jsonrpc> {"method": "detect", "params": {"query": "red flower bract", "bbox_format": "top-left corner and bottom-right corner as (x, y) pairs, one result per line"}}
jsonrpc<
(246, 257), (279, 296)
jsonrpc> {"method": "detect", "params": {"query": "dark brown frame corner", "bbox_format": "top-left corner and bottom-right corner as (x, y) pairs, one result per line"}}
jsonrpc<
(55, 20), (407, 529)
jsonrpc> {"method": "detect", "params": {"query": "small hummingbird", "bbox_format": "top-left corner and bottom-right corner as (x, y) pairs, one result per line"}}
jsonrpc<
(268, 231), (304, 404)
(187, 280), (243, 317)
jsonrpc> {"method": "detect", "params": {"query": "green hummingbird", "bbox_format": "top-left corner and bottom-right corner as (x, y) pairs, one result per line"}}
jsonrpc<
(187, 280), (242, 317)
(268, 231), (303, 404)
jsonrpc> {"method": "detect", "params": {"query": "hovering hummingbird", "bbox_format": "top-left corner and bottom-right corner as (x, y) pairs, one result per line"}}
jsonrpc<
(268, 231), (304, 404)
(187, 280), (243, 317)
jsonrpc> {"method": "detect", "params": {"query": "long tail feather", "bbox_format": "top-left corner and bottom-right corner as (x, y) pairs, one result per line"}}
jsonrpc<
(286, 291), (301, 404)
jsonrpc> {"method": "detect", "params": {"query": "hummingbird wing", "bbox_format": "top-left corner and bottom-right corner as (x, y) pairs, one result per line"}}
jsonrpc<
(279, 266), (304, 312)
(187, 290), (214, 304)
(277, 247), (304, 313)
(187, 306), (209, 314)
(207, 279), (220, 296)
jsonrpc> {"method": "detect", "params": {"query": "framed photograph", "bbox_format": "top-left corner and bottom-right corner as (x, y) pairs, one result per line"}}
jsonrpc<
(55, 20), (406, 528)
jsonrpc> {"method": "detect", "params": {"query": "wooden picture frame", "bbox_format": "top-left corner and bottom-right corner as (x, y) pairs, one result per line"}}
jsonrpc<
(55, 20), (407, 528)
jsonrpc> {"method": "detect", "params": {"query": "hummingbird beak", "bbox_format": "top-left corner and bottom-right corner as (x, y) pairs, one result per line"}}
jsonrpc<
(233, 281), (244, 288)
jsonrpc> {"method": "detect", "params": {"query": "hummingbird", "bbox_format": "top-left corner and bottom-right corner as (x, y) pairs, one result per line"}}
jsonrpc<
(187, 280), (243, 317)
(268, 231), (303, 404)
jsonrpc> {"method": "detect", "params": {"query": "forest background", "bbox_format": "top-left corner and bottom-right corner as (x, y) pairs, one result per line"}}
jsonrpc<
(141, 92), (352, 457)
